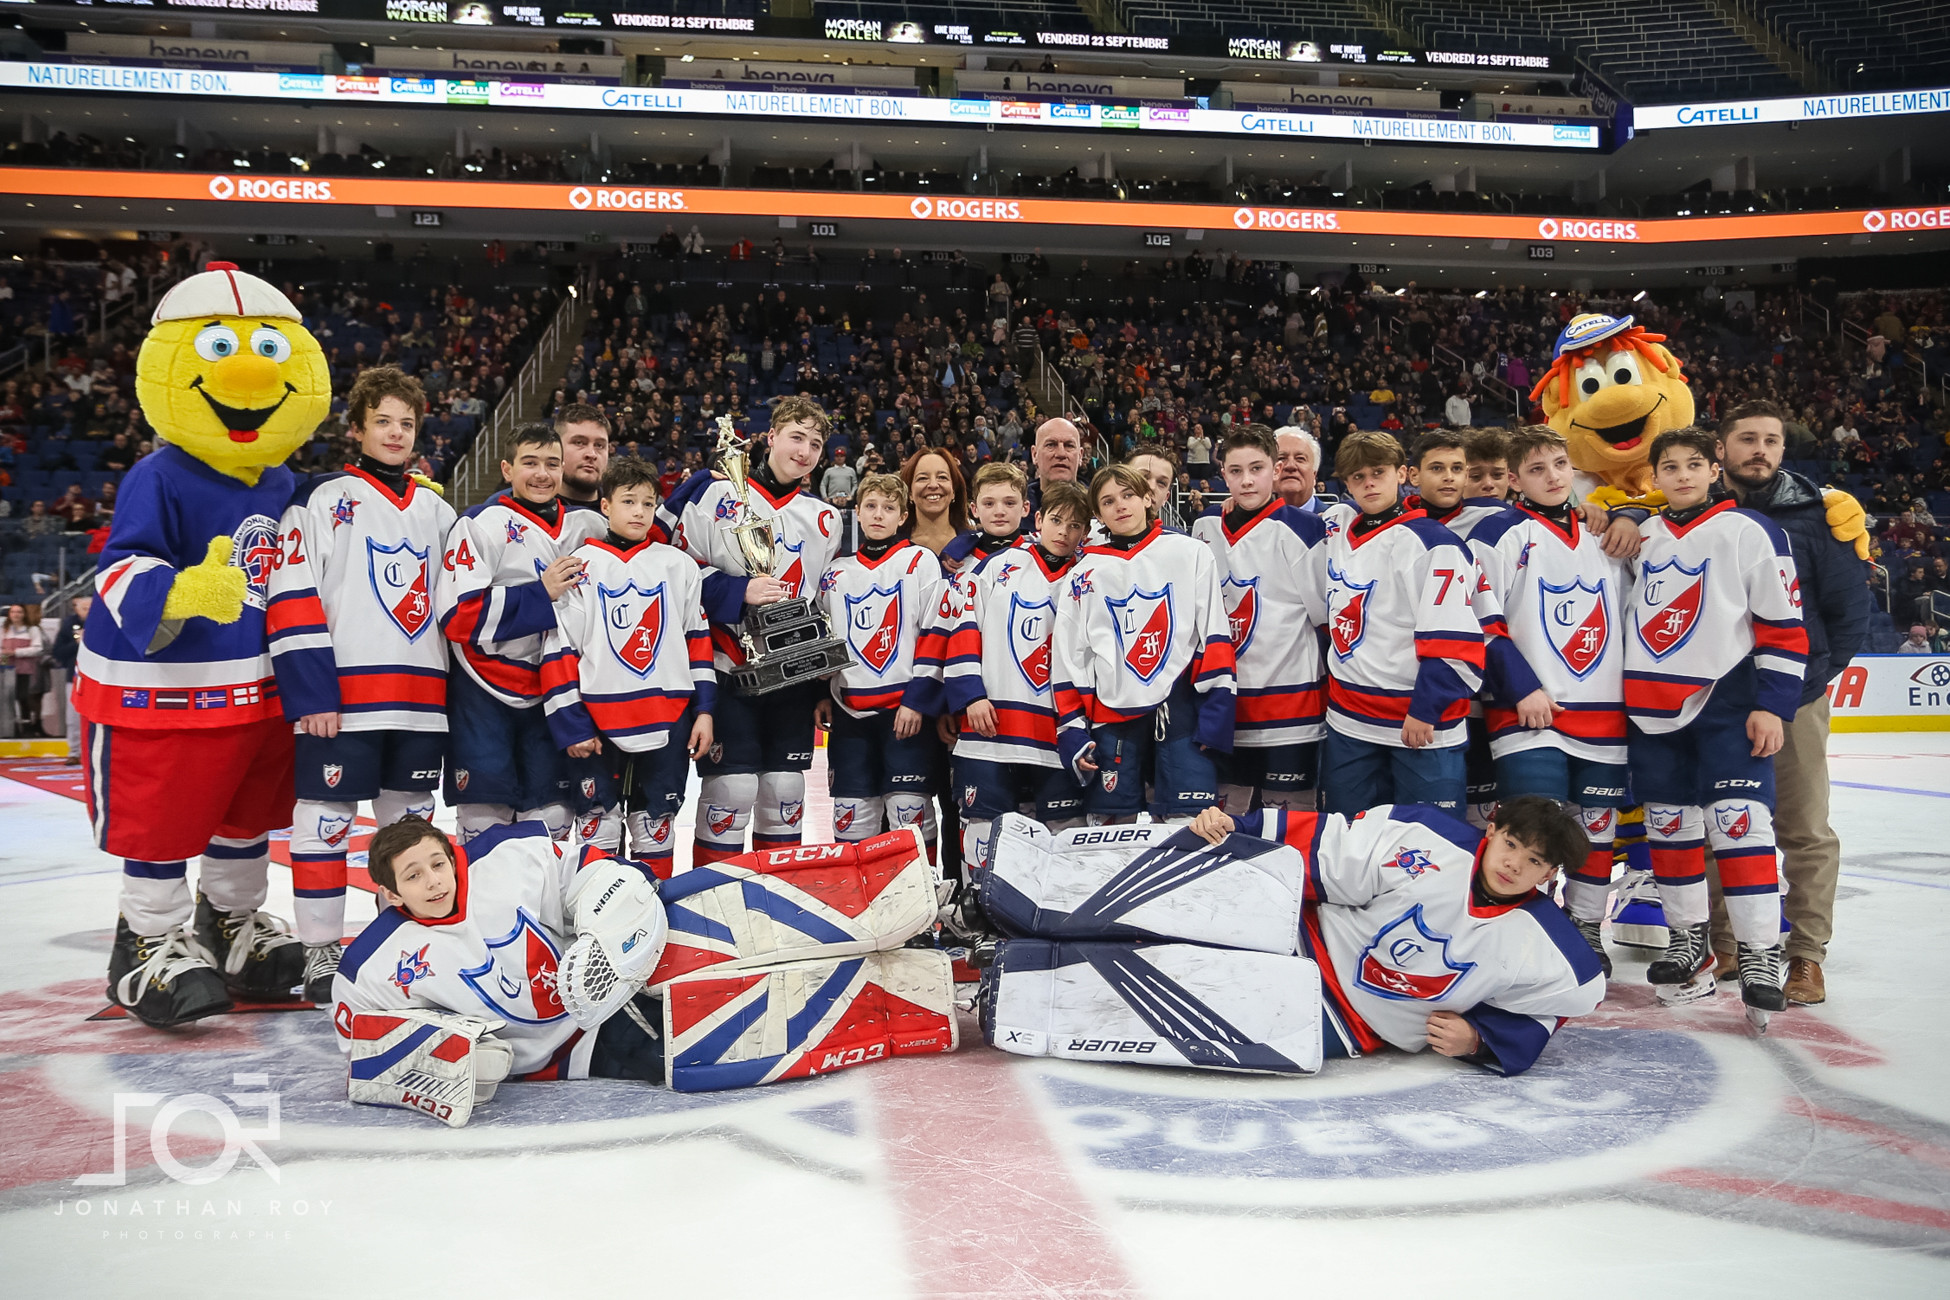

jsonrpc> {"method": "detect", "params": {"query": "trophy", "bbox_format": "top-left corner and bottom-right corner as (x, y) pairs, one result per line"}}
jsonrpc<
(713, 417), (852, 695)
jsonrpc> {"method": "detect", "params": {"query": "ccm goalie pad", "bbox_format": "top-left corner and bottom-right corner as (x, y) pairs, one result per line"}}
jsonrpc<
(346, 1009), (516, 1127)
(980, 940), (1323, 1075)
(978, 814), (1308, 955)
(558, 860), (669, 1029)
(650, 827), (934, 988)
(663, 948), (957, 1092)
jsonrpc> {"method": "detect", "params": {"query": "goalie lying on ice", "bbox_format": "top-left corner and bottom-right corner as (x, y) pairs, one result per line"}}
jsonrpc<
(976, 795), (1605, 1076)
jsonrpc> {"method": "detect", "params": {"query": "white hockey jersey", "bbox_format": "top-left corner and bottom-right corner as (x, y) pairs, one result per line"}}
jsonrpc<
(1626, 498), (1808, 732)
(1312, 508), (1487, 747)
(540, 537), (715, 753)
(1468, 501), (1631, 763)
(330, 822), (644, 1078)
(816, 539), (946, 717)
(436, 491), (604, 708)
(1192, 502), (1329, 747)
(1052, 522), (1237, 756)
(921, 542), (1073, 768)
(267, 466), (456, 732)
(655, 470), (842, 672)
(1241, 805), (1606, 1073)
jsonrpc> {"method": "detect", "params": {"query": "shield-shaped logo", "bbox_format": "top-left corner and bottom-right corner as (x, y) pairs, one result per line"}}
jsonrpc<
(1101, 770), (1119, 793)
(601, 580), (668, 677)
(705, 805), (738, 836)
(962, 785), (978, 809)
(581, 777), (598, 799)
(1581, 807), (1615, 834)
(1713, 804), (1753, 840)
(459, 907), (566, 1025)
(776, 536), (806, 598)
(455, 769), (470, 792)
(323, 763), (343, 788)
(844, 582), (904, 675)
(834, 802), (857, 834)
(1008, 594), (1055, 693)
(1636, 556), (1708, 660)
(577, 812), (603, 841)
(365, 537), (433, 640)
(317, 812), (353, 849)
(1540, 576), (1611, 678)
(1107, 584), (1175, 684)
(1326, 561), (1376, 660)
(1355, 904), (1476, 1001)
(780, 799), (804, 827)
(1221, 575), (1260, 653)
(1647, 804), (1686, 837)
(645, 815), (672, 845)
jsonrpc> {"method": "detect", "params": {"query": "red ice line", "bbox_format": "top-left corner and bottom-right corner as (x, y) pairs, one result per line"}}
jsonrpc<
(1654, 1167), (1950, 1233)
(1786, 1098), (1950, 1173)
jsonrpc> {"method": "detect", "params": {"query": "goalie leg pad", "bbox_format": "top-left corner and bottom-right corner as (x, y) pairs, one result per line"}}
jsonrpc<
(663, 948), (956, 1092)
(650, 826), (933, 987)
(981, 939), (1323, 1075)
(559, 861), (669, 1029)
(346, 1009), (514, 1127)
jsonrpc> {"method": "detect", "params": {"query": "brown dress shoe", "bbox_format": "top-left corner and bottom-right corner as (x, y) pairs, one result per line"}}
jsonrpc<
(1714, 950), (1738, 982)
(1784, 957), (1826, 1005)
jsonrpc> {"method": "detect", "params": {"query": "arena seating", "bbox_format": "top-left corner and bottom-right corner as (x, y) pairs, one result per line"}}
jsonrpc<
(1753, 0), (1950, 91)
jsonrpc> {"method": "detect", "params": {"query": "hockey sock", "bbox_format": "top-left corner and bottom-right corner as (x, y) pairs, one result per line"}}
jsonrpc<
(373, 789), (436, 828)
(518, 802), (573, 840)
(960, 819), (993, 876)
(1466, 801), (1498, 831)
(625, 810), (676, 875)
(1564, 806), (1619, 923)
(199, 835), (271, 915)
(1706, 799), (1781, 946)
(1262, 789), (1318, 812)
(1219, 784), (1255, 816)
(695, 773), (757, 866)
(1644, 802), (1708, 929)
(573, 804), (624, 853)
(119, 860), (191, 937)
(455, 803), (516, 844)
(753, 771), (806, 850)
(919, 800), (939, 865)
(886, 793), (929, 841)
(290, 800), (357, 945)
(832, 795), (886, 842)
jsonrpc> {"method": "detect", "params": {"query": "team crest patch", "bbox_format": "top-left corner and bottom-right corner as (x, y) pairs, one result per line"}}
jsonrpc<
(1713, 804), (1752, 840)
(1635, 556), (1708, 660)
(1326, 561), (1376, 660)
(506, 518), (528, 544)
(844, 582), (905, 675)
(1008, 593), (1056, 693)
(459, 908), (566, 1025)
(1540, 576), (1611, 678)
(776, 537), (807, 598)
(706, 805), (737, 836)
(708, 743), (724, 764)
(600, 579), (668, 677)
(455, 768), (470, 792)
(834, 803), (857, 834)
(962, 785), (979, 809)
(1355, 904), (1475, 1001)
(993, 561), (1023, 587)
(1101, 770), (1119, 793)
(232, 513), (283, 611)
(331, 494), (358, 530)
(645, 816), (672, 845)
(819, 568), (840, 594)
(581, 777), (598, 799)
(1068, 571), (1095, 601)
(1647, 805), (1686, 837)
(713, 495), (740, 523)
(780, 800), (804, 827)
(1221, 575), (1260, 652)
(318, 813), (353, 849)
(1107, 584), (1175, 684)
(366, 537), (434, 640)
(323, 763), (343, 788)
(578, 812), (604, 841)
(391, 944), (434, 994)
(1390, 846), (1438, 878)
(1582, 807), (1615, 834)
(1516, 539), (1535, 570)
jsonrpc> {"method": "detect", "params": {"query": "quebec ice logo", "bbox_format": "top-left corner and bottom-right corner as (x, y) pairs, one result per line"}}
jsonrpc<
(1355, 905), (1474, 1001)
(1221, 575), (1259, 652)
(460, 908), (566, 1025)
(1635, 556), (1707, 659)
(844, 582), (904, 675)
(1009, 593), (1056, 692)
(367, 537), (433, 640)
(601, 580), (667, 676)
(1540, 576), (1611, 677)
(232, 514), (283, 610)
(1108, 585), (1175, 683)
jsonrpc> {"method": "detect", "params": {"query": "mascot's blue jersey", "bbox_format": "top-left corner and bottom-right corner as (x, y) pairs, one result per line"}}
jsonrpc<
(75, 445), (295, 729)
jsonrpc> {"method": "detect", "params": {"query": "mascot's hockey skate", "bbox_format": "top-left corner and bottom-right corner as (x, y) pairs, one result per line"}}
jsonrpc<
(1609, 865), (1669, 950)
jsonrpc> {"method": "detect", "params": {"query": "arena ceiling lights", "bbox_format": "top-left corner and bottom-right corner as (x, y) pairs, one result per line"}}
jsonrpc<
(8, 168), (1948, 246)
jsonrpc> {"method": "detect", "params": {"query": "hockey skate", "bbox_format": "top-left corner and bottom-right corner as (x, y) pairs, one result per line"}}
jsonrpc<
(1573, 916), (1613, 979)
(107, 918), (233, 1027)
(1648, 921), (1717, 1006)
(303, 940), (344, 1005)
(1737, 942), (1787, 1032)
(1608, 866), (1668, 950)
(194, 893), (307, 1002)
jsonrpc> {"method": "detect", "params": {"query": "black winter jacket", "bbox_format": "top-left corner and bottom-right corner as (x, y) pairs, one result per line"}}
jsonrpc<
(1738, 470), (1869, 708)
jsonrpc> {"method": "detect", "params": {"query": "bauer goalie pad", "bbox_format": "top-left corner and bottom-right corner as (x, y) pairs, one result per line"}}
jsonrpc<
(980, 940), (1323, 1075)
(346, 1009), (516, 1127)
(978, 813), (1308, 954)
(559, 860), (669, 1029)
(649, 827), (934, 989)
(663, 948), (957, 1092)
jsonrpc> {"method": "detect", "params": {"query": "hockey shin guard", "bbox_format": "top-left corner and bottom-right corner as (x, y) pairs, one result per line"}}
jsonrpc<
(1706, 799), (1781, 946)
(1644, 802), (1708, 929)
(919, 799), (939, 865)
(373, 789), (436, 829)
(518, 801), (573, 841)
(694, 773), (757, 866)
(752, 770), (806, 850)
(290, 800), (357, 945)
(119, 860), (191, 937)
(886, 793), (929, 838)
(573, 804), (624, 854)
(1219, 783), (1255, 816)
(1466, 801), (1499, 831)
(625, 810), (676, 876)
(1261, 788), (1318, 812)
(831, 795), (886, 842)
(199, 835), (271, 915)
(455, 803), (515, 844)
(960, 818), (994, 879)
(1564, 806), (1619, 923)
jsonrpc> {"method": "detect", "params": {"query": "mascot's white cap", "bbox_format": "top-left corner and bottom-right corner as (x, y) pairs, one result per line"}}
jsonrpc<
(151, 261), (300, 326)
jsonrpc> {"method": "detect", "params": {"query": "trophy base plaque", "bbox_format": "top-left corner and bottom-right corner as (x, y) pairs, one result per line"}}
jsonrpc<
(729, 597), (852, 695)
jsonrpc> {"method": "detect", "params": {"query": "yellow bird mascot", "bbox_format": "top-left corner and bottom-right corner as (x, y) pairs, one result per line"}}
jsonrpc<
(76, 262), (331, 1026)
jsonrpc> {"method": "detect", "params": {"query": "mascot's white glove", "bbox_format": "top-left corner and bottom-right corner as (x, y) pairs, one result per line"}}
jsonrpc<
(346, 1008), (514, 1128)
(559, 860), (668, 1029)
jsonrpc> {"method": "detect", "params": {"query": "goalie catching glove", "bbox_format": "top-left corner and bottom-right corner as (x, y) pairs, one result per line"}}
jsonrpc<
(559, 859), (669, 1029)
(346, 1009), (515, 1127)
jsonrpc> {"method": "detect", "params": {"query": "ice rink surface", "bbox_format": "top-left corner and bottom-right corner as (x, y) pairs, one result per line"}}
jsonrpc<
(2, 736), (1947, 1299)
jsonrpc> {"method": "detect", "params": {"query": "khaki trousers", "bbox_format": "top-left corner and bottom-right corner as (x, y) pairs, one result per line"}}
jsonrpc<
(1709, 695), (1840, 962)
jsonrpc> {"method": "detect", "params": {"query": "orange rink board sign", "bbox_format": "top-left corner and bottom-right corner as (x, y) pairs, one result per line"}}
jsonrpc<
(6, 169), (1950, 245)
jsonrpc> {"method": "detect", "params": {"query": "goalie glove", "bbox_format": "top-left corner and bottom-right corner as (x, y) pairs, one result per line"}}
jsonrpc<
(559, 859), (668, 1029)
(346, 1009), (514, 1128)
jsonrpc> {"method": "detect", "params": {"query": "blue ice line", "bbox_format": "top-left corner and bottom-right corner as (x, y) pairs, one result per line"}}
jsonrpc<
(0, 867), (122, 888)
(1840, 872), (1950, 892)
(1832, 780), (1950, 800)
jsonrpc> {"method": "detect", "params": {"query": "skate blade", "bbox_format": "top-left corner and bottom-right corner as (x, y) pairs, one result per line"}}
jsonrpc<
(88, 998), (317, 1022)
(1654, 973), (1718, 1006)
(1744, 1005), (1772, 1034)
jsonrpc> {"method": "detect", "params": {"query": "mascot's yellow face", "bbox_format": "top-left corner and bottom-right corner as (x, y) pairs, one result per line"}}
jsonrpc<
(135, 314), (330, 482)
(1532, 314), (1694, 493)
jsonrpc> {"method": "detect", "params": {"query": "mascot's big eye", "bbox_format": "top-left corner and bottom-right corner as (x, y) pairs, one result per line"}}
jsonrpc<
(249, 327), (292, 363)
(1607, 352), (1643, 386)
(1576, 356), (1608, 396)
(193, 324), (242, 361)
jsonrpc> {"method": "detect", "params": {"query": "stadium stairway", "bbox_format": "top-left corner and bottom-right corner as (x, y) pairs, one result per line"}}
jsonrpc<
(448, 277), (592, 513)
